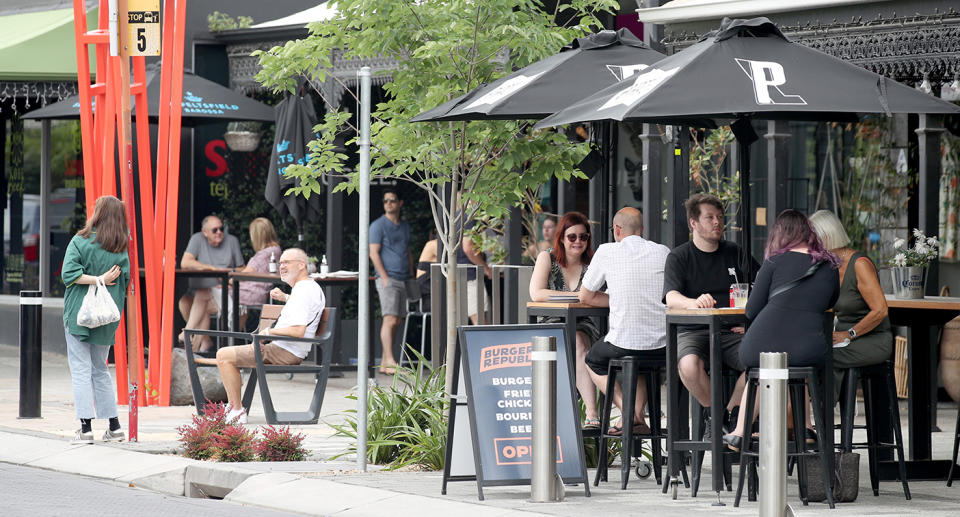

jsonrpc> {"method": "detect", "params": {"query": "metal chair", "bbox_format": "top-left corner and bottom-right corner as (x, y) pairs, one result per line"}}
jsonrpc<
(184, 305), (337, 424)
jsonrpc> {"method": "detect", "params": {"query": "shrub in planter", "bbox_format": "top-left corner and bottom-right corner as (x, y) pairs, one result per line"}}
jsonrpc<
(330, 350), (447, 470)
(258, 425), (308, 462)
(176, 401), (229, 460)
(211, 424), (259, 462)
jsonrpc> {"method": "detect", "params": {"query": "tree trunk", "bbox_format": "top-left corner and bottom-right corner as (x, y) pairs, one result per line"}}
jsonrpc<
(444, 174), (461, 397)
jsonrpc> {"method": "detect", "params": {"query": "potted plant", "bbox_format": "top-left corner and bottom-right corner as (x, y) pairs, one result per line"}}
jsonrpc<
(888, 228), (940, 299)
(224, 121), (262, 152)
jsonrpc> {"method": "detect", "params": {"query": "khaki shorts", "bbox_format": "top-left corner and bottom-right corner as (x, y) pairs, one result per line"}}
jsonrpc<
(232, 343), (302, 368)
(376, 277), (408, 317)
(677, 329), (744, 371)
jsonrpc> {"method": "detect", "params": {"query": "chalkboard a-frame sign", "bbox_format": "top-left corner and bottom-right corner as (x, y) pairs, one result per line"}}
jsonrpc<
(441, 324), (589, 500)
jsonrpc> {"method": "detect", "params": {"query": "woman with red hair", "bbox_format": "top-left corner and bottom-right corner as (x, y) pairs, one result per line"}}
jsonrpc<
(529, 211), (602, 428)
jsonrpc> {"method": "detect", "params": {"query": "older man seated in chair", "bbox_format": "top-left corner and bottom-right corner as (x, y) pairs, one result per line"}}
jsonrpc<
(215, 248), (325, 424)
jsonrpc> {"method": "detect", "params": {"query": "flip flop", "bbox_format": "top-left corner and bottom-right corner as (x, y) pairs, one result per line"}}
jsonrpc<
(607, 421), (651, 436)
(583, 418), (601, 430)
(378, 366), (397, 375)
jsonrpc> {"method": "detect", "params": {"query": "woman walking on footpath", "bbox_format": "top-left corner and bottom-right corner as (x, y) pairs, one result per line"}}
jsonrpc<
(61, 195), (130, 444)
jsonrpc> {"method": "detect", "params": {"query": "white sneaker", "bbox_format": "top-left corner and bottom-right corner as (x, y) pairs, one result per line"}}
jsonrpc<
(226, 407), (248, 424)
(102, 428), (125, 442)
(72, 429), (94, 444)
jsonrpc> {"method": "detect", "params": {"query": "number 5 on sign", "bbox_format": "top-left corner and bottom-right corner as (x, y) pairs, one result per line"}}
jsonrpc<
(127, 0), (161, 56)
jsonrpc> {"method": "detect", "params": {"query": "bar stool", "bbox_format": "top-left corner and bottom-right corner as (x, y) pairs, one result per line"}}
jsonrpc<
(734, 366), (836, 509)
(839, 360), (910, 498)
(689, 368), (741, 495)
(400, 297), (430, 369)
(595, 356), (665, 489)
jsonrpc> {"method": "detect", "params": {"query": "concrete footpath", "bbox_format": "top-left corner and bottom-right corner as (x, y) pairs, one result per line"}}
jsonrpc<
(3, 342), (960, 515)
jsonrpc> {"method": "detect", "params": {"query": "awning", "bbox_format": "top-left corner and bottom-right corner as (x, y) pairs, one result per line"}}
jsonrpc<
(0, 6), (97, 81)
(635, 0), (890, 24)
(249, 1), (338, 29)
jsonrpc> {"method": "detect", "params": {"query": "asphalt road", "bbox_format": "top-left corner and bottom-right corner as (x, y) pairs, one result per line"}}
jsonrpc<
(0, 462), (303, 516)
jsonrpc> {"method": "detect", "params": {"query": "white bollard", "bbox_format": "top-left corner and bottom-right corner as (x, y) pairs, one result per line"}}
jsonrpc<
(531, 336), (563, 502)
(758, 352), (791, 517)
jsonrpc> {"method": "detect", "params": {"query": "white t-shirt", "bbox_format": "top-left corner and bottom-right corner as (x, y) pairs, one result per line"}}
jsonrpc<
(581, 235), (670, 350)
(273, 278), (326, 358)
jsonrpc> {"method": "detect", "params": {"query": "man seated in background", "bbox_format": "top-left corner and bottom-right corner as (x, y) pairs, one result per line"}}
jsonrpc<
(178, 214), (244, 356)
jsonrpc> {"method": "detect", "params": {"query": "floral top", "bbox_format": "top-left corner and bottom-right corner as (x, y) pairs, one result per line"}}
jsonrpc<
(239, 245), (282, 306)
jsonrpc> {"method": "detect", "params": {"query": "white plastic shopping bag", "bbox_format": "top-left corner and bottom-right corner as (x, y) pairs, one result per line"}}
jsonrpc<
(77, 277), (121, 328)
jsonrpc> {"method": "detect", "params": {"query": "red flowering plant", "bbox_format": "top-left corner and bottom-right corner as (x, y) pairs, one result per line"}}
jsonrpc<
(176, 401), (230, 460)
(257, 425), (308, 462)
(210, 424), (259, 462)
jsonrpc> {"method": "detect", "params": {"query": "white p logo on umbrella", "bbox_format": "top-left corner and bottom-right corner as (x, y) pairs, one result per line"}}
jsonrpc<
(735, 58), (807, 106)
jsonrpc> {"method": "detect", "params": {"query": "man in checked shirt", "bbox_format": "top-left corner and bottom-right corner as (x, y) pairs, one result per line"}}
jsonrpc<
(578, 207), (670, 436)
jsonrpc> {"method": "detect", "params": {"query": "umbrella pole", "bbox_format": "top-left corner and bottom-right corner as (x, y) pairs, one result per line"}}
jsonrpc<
(738, 139), (753, 281)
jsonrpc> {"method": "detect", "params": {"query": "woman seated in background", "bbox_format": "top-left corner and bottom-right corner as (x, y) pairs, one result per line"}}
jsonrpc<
(416, 231), (438, 310)
(528, 211), (602, 428)
(723, 209), (840, 451)
(810, 209), (893, 403)
(524, 215), (557, 260)
(222, 217), (282, 333)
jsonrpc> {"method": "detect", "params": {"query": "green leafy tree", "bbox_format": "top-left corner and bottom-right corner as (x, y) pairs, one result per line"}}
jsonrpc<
(254, 0), (616, 393)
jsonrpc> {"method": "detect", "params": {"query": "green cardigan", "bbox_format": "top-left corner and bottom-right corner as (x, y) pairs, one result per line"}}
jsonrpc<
(61, 233), (130, 346)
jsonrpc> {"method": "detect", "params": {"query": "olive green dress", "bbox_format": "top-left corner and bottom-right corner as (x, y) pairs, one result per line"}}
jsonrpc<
(832, 251), (893, 402)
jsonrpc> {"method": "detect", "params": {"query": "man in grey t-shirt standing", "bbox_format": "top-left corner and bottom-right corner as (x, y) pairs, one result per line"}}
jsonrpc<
(369, 189), (412, 374)
(179, 214), (244, 355)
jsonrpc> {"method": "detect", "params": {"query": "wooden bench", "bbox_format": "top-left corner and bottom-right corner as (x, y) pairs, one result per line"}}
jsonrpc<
(183, 304), (337, 425)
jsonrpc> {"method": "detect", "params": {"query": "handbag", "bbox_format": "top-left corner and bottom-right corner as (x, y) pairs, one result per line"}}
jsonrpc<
(77, 277), (122, 328)
(805, 450), (860, 503)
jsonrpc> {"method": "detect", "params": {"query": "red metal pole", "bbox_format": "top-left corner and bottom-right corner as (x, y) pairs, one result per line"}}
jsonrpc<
(128, 383), (138, 441)
(132, 56), (161, 404)
(70, 0), (98, 213)
(158, 0), (187, 406)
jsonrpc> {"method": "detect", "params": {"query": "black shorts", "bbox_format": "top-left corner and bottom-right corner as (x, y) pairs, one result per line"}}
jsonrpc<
(585, 340), (665, 375)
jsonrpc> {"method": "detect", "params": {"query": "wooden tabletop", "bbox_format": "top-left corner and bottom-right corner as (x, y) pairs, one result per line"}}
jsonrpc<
(229, 271), (281, 281)
(666, 307), (746, 316)
(526, 301), (603, 309)
(886, 295), (960, 310)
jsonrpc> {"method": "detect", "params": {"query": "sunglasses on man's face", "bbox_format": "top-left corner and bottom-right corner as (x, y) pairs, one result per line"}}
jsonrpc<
(209, 226), (224, 234)
(565, 233), (590, 243)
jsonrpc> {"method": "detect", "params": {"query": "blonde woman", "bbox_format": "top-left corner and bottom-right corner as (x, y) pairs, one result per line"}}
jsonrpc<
(810, 210), (892, 402)
(233, 217), (282, 330)
(61, 196), (130, 443)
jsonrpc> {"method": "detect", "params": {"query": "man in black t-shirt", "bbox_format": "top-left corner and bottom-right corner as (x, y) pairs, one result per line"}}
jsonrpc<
(663, 194), (757, 436)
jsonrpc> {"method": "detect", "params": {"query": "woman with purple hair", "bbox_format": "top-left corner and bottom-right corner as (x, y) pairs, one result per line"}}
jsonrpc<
(723, 209), (839, 451)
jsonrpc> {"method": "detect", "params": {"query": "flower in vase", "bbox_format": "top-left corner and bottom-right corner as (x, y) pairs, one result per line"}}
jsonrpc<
(888, 228), (940, 268)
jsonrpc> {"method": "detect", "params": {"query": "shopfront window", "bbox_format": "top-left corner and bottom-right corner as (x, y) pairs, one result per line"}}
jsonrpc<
(2, 117), (84, 296)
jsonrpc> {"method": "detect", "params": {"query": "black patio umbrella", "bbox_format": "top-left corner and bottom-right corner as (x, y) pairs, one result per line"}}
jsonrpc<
(411, 28), (665, 122)
(535, 17), (960, 276)
(24, 70), (274, 125)
(266, 94), (322, 243)
(412, 29), (666, 241)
